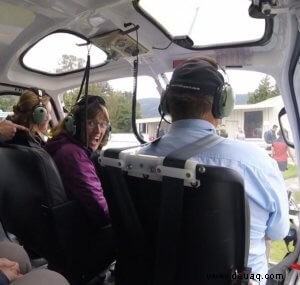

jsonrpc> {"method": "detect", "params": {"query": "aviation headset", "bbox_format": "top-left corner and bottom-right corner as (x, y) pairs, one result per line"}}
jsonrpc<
(159, 58), (235, 119)
(64, 95), (111, 143)
(29, 87), (49, 124)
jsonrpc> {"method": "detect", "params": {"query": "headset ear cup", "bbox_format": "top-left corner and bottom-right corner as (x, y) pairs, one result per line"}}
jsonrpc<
(219, 84), (235, 118)
(64, 115), (76, 136)
(212, 84), (235, 119)
(32, 106), (48, 124)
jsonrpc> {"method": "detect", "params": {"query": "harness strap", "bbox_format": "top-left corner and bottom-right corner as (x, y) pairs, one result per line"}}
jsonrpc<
(154, 134), (225, 285)
(163, 133), (225, 168)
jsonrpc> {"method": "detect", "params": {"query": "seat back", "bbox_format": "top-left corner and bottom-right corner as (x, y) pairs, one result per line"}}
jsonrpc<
(0, 144), (114, 283)
(0, 144), (67, 256)
(99, 148), (250, 285)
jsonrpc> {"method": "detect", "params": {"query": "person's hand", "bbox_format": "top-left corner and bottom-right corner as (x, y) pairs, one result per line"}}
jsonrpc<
(0, 120), (28, 141)
(0, 258), (22, 281)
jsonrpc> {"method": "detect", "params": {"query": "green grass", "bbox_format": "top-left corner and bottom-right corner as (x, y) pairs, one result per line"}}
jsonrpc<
(284, 164), (300, 202)
(269, 240), (291, 264)
(283, 164), (298, 179)
(292, 191), (300, 203)
(270, 165), (298, 263)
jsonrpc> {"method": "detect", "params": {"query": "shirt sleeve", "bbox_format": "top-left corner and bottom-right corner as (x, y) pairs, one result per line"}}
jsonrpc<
(0, 271), (9, 285)
(265, 181), (290, 240)
(258, 159), (290, 240)
(242, 149), (290, 241)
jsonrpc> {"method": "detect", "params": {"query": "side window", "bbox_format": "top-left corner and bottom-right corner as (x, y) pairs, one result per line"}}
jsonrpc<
(0, 95), (19, 120)
(60, 76), (160, 146)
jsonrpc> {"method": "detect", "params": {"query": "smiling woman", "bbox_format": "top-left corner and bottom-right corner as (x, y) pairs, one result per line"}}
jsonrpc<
(45, 95), (112, 228)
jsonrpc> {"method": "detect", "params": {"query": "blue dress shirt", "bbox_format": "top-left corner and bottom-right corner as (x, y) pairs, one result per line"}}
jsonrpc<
(138, 119), (289, 282)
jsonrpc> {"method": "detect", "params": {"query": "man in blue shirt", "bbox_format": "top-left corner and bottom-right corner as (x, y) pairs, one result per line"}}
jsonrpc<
(138, 56), (289, 283)
(264, 125), (278, 145)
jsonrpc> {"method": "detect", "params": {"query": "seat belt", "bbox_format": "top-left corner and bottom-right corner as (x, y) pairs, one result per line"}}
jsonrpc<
(153, 134), (225, 285)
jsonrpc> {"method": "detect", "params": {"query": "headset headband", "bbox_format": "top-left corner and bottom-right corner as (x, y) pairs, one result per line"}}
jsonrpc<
(76, 95), (106, 107)
(29, 87), (46, 98)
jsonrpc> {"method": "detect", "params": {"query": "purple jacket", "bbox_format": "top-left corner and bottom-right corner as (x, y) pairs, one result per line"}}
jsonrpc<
(44, 133), (110, 227)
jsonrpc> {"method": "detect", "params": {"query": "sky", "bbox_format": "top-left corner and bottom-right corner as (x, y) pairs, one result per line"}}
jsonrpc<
(23, 0), (271, 99)
(108, 70), (272, 99)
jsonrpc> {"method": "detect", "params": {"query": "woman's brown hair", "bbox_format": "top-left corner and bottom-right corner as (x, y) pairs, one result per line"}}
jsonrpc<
(10, 89), (50, 133)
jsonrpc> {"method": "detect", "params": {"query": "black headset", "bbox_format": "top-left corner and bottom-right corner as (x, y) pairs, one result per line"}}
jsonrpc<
(29, 88), (49, 124)
(64, 95), (111, 143)
(159, 59), (235, 119)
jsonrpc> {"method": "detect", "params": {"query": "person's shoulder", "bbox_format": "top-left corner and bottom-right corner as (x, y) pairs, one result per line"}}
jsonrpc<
(59, 138), (86, 155)
(6, 130), (31, 147)
(221, 138), (269, 157)
(46, 134), (82, 154)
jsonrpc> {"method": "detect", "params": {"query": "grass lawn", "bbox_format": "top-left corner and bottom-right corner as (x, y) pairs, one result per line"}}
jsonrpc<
(270, 240), (291, 264)
(270, 164), (298, 264)
(283, 164), (298, 180)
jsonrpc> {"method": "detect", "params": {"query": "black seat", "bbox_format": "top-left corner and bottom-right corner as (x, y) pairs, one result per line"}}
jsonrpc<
(98, 147), (251, 285)
(0, 143), (115, 284)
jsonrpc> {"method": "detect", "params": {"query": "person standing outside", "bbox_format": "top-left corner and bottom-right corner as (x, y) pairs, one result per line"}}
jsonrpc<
(264, 124), (278, 150)
(138, 56), (289, 283)
(218, 124), (228, 138)
(272, 129), (294, 172)
(235, 126), (245, 140)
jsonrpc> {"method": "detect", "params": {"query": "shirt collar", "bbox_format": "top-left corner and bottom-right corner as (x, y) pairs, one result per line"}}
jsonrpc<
(169, 119), (217, 134)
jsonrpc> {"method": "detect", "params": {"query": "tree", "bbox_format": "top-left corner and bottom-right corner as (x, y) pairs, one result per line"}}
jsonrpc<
(106, 91), (142, 132)
(57, 54), (142, 132)
(55, 55), (85, 73)
(63, 86), (141, 132)
(247, 75), (280, 104)
(0, 95), (19, 112)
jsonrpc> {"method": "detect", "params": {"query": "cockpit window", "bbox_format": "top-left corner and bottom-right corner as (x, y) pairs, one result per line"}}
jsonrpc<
(22, 32), (107, 74)
(137, 0), (266, 47)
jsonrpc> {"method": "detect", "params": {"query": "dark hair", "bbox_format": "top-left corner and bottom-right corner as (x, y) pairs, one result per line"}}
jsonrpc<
(166, 90), (213, 120)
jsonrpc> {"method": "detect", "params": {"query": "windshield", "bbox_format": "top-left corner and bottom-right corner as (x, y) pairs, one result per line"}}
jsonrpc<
(137, 0), (266, 46)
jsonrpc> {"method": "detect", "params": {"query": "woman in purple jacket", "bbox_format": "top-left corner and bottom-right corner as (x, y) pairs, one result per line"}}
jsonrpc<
(45, 95), (111, 228)
(45, 95), (115, 280)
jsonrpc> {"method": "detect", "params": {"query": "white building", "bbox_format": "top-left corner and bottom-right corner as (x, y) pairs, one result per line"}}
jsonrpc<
(136, 96), (286, 145)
